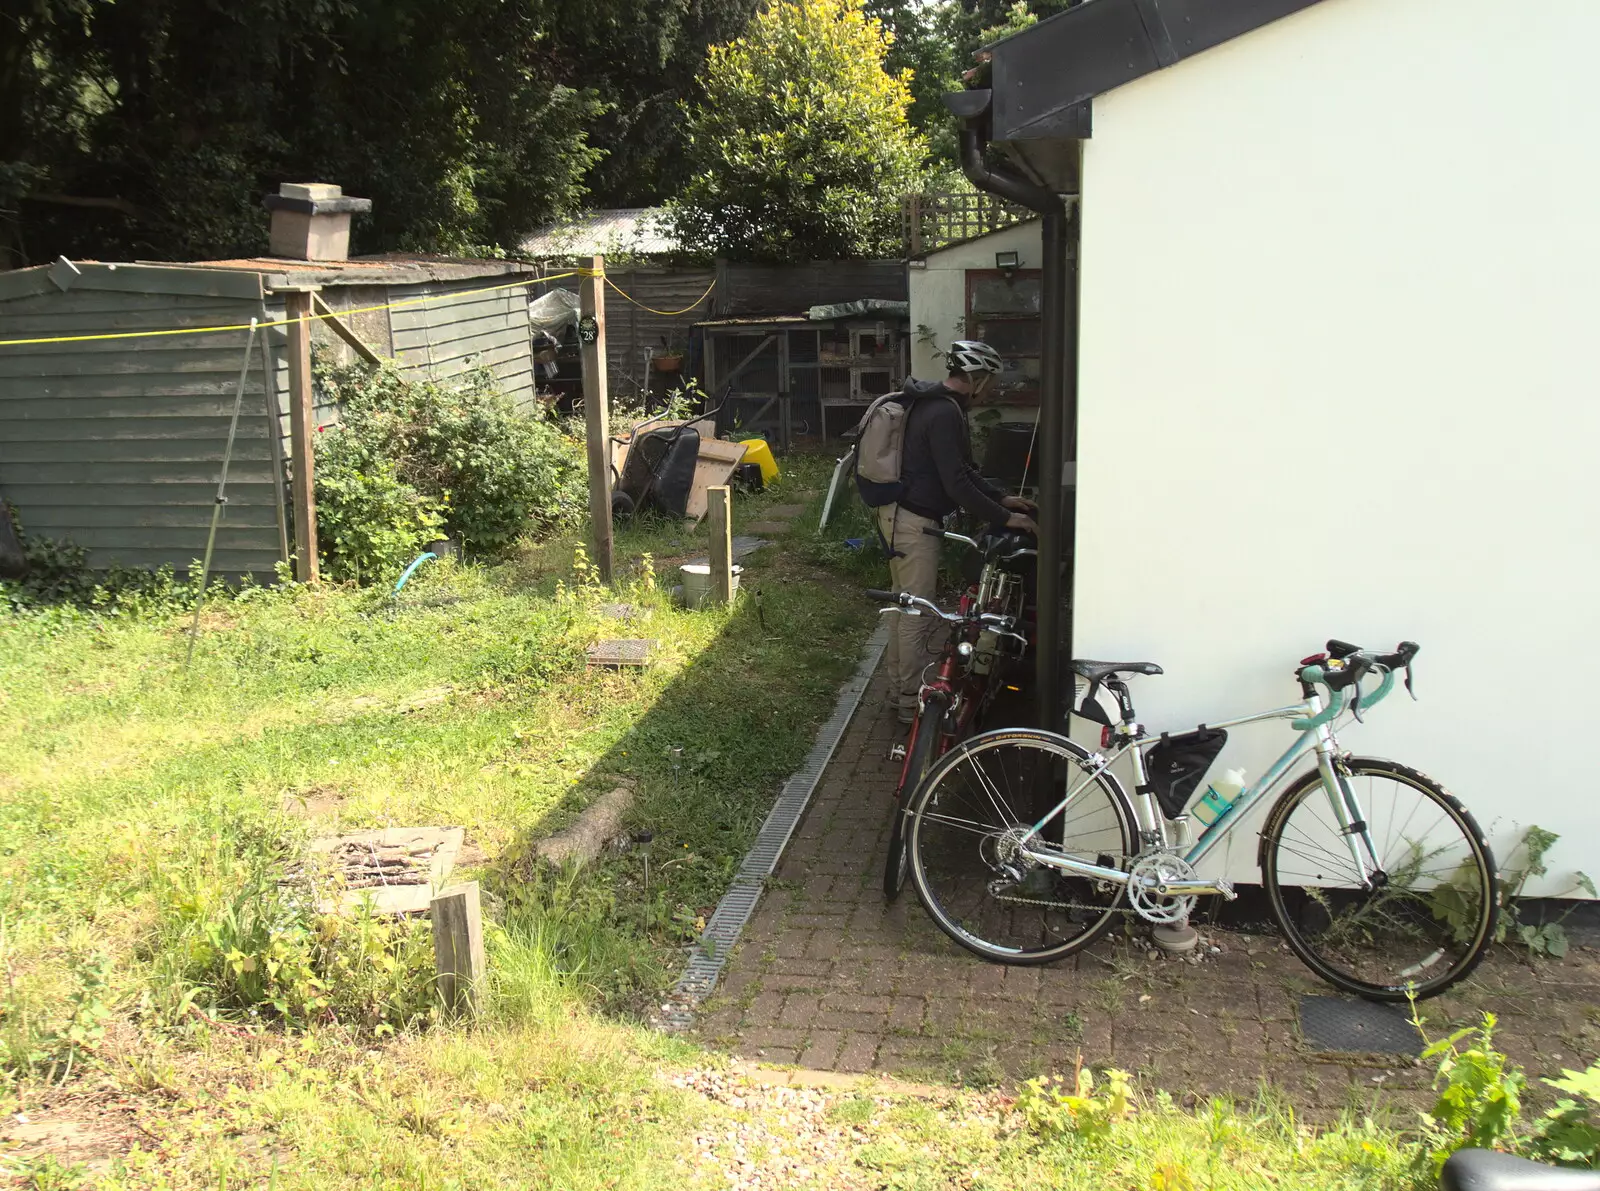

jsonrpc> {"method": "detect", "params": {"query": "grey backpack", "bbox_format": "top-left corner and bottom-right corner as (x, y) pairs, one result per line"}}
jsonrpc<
(850, 391), (959, 507)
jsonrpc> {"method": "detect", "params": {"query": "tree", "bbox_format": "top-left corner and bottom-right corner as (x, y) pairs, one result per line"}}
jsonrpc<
(1, 0), (608, 265)
(865, 0), (960, 161)
(861, 0), (1076, 167)
(540, 0), (764, 208)
(667, 0), (928, 262)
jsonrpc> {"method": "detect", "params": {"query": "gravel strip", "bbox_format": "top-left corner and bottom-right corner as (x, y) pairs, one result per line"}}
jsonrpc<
(667, 1065), (1010, 1191)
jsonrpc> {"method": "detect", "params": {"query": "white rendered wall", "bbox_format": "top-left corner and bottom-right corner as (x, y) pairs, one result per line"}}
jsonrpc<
(909, 220), (1043, 426)
(1072, 0), (1599, 893)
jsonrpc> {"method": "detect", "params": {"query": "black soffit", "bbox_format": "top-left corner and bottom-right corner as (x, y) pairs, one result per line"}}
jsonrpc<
(987, 0), (1330, 142)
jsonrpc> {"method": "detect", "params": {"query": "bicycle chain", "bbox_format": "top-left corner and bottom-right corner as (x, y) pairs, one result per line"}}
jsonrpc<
(987, 889), (1139, 915)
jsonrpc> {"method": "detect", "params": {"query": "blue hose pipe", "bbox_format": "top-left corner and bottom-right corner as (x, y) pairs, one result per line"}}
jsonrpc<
(393, 552), (438, 594)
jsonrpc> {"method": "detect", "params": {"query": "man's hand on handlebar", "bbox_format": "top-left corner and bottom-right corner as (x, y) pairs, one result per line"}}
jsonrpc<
(1001, 495), (1037, 514)
(1005, 511), (1038, 535)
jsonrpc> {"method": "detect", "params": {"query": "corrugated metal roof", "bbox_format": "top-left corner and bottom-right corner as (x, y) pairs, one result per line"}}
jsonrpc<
(520, 208), (679, 258)
(176, 254), (544, 287)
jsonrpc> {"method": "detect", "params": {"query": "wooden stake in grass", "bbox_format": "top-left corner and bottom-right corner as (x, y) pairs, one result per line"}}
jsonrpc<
(431, 882), (486, 1018)
(579, 255), (614, 586)
(708, 484), (733, 605)
(285, 288), (320, 583)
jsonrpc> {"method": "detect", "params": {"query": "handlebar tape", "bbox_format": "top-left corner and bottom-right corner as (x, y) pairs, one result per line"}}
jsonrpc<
(1292, 688), (1350, 732)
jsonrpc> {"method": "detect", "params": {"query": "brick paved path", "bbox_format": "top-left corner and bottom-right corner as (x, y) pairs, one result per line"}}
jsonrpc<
(695, 666), (1600, 1114)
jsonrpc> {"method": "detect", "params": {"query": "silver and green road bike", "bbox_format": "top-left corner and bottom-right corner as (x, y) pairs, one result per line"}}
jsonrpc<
(901, 640), (1499, 1000)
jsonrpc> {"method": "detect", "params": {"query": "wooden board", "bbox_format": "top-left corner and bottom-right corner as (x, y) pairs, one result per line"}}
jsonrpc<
(685, 439), (749, 523)
(611, 416), (716, 476)
(610, 421), (747, 523)
(298, 826), (465, 916)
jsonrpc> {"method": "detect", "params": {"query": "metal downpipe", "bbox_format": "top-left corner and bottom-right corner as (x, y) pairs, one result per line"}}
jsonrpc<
(957, 124), (1067, 731)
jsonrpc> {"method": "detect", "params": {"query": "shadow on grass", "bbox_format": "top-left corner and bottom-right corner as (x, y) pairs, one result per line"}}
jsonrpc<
(491, 490), (882, 1014)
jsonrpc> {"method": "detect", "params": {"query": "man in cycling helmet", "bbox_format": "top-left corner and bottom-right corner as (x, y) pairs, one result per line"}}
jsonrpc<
(881, 339), (1038, 723)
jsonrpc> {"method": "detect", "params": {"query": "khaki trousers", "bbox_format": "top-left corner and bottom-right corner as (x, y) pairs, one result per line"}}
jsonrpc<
(877, 505), (942, 710)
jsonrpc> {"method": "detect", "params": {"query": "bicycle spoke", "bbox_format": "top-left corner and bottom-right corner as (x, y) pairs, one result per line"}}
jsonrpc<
(1265, 762), (1495, 1000)
(908, 733), (1134, 963)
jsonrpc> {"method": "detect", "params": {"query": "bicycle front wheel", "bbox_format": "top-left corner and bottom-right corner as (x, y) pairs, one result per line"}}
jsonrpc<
(1261, 758), (1498, 1000)
(906, 729), (1137, 965)
(885, 693), (947, 901)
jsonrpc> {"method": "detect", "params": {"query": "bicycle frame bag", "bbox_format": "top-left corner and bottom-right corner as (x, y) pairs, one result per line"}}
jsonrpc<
(1143, 727), (1229, 820)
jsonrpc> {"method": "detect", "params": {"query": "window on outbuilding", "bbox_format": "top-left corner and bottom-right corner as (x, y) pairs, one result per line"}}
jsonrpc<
(965, 268), (1041, 404)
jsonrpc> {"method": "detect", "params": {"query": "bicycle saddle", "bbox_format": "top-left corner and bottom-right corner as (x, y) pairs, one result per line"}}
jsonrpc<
(1072, 659), (1164, 681)
(1441, 1150), (1600, 1191)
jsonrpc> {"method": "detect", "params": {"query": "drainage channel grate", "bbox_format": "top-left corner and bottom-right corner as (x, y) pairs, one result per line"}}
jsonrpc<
(1299, 995), (1422, 1055)
(659, 623), (889, 1030)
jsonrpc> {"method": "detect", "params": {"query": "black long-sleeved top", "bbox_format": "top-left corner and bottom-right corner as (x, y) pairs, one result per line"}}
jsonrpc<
(896, 378), (1011, 527)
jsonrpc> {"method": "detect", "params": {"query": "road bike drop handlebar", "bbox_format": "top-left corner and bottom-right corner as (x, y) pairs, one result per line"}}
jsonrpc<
(921, 525), (1038, 563)
(1292, 639), (1421, 731)
(863, 590), (1026, 641)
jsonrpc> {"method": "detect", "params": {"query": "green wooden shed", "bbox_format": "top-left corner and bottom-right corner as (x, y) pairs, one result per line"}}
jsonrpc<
(0, 254), (542, 580)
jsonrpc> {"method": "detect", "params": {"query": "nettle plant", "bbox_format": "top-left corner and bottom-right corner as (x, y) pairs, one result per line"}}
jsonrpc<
(1433, 825), (1594, 958)
(1412, 1007), (1600, 1176)
(315, 361), (585, 583)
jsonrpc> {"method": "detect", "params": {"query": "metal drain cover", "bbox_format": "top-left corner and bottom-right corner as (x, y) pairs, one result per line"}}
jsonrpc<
(586, 638), (655, 668)
(1299, 995), (1421, 1055)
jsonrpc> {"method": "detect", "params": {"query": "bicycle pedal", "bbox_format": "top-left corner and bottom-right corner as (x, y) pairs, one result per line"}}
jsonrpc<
(1215, 880), (1237, 901)
(888, 744), (908, 762)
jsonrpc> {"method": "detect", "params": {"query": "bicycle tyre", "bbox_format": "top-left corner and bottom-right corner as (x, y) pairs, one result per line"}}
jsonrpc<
(885, 693), (947, 901)
(1260, 757), (1498, 1001)
(906, 728), (1138, 965)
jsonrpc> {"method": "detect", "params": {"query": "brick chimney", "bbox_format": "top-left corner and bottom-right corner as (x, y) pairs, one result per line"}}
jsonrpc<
(263, 183), (373, 261)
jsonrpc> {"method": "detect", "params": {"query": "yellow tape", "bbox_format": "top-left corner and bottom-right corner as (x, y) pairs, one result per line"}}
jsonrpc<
(0, 271), (579, 348)
(0, 264), (709, 348)
(603, 275), (717, 318)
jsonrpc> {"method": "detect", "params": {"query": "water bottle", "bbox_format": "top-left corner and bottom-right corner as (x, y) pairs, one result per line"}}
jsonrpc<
(1192, 768), (1246, 827)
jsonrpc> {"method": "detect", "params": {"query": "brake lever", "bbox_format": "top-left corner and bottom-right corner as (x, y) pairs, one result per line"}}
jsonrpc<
(1348, 659), (1371, 723)
(1404, 662), (1417, 700)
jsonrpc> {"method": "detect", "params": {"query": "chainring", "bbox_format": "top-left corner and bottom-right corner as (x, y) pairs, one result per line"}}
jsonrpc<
(1126, 851), (1198, 925)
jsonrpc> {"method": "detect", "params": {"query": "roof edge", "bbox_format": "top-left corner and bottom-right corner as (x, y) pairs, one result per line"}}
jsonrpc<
(989, 0), (1328, 142)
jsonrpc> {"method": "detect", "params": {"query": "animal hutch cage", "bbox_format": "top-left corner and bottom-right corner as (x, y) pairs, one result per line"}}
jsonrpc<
(699, 314), (909, 445)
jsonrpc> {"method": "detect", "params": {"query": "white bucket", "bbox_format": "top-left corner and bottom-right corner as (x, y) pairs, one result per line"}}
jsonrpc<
(680, 563), (742, 609)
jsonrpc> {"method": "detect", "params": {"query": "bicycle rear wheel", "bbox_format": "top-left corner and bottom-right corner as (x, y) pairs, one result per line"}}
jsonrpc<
(906, 729), (1137, 965)
(885, 693), (947, 901)
(1261, 758), (1498, 1000)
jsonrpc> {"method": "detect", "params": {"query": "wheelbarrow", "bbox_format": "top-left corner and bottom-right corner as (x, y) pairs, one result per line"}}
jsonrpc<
(609, 404), (725, 521)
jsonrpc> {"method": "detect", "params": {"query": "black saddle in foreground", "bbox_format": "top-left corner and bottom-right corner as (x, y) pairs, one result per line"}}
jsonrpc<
(1071, 659), (1164, 681)
(1441, 1150), (1600, 1191)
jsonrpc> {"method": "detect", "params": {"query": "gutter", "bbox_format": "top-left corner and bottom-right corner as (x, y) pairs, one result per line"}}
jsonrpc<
(945, 90), (1075, 733)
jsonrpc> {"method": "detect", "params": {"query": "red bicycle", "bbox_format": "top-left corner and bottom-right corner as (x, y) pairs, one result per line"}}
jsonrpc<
(869, 529), (1033, 900)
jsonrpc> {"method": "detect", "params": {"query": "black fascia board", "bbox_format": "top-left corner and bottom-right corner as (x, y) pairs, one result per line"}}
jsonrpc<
(988, 0), (1328, 142)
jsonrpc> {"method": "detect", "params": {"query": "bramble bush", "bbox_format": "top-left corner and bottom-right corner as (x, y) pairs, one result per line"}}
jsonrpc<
(315, 361), (586, 582)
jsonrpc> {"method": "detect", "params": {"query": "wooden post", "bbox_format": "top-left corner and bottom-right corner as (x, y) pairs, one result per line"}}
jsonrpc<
(579, 255), (614, 585)
(283, 288), (319, 582)
(708, 485), (733, 605)
(431, 882), (486, 1018)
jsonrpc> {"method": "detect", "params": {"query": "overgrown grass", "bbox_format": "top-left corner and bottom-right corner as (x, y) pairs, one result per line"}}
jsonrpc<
(2, 457), (874, 1043)
(3, 454), (1541, 1188)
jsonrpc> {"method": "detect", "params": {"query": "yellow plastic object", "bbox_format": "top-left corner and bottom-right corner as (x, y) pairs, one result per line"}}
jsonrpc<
(738, 438), (779, 485)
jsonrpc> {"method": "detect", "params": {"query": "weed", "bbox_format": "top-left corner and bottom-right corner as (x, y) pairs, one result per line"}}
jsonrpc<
(11, 1154), (89, 1190)
(1529, 1059), (1600, 1167)
(1412, 1010), (1525, 1180)
(828, 1095), (877, 1126)
(316, 359), (586, 579)
(1018, 1063), (1134, 1141)
(1434, 825), (1596, 958)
